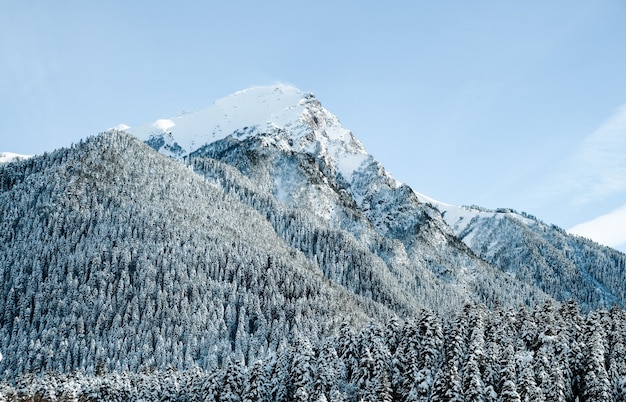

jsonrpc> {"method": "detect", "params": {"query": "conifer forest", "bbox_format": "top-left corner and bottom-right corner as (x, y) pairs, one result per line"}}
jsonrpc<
(1, 88), (626, 401)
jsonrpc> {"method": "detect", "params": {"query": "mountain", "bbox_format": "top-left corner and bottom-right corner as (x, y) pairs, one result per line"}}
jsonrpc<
(0, 133), (395, 378)
(0, 128), (544, 380)
(2, 85), (626, 399)
(0, 87), (543, 379)
(134, 87), (544, 307)
(136, 84), (625, 312)
(428, 198), (626, 310)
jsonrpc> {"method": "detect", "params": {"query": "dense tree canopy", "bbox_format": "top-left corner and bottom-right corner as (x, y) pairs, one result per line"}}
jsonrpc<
(1, 132), (625, 401)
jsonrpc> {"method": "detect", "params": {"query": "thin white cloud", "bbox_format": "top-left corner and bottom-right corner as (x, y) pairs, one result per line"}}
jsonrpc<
(560, 105), (626, 206)
(568, 203), (626, 250)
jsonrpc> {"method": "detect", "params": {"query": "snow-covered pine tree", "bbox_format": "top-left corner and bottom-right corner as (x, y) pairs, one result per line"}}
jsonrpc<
(291, 336), (316, 402)
(517, 363), (544, 402)
(313, 339), (343, 401)
(499, 380), (521, 402)
(430, 358), (463, 402)
(244, 359), (270, 402)
(583, 330), (612, 402)
(220, 358), (247, 402)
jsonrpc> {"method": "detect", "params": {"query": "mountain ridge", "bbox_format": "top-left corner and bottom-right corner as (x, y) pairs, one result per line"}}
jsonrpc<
(0, 131), (395, 378)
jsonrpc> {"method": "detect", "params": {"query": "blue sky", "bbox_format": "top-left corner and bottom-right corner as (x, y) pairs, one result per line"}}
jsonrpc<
(2, 1), (626, 251)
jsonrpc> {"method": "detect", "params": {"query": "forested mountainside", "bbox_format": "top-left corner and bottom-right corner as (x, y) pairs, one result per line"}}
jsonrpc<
(185, 141), (550, 313)
(1, 85), (626, 400)
(0, 132), (394, 380)
(437, 203), (626, 312)
(3, 301), (625, 401)
(0, 132), (552, 383)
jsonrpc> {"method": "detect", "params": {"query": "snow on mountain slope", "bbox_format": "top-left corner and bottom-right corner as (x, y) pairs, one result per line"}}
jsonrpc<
(0, 152), (32, 164)
(133, 84), (407, 235)
(130, 85), (371, 184)
(414, 193), (533, 245)
(418, 193), (626, 310)
(131, 85), (304, 151)
(132, 85), (458, 249)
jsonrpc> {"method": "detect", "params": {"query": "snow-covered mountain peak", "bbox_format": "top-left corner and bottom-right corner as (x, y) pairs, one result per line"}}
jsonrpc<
(130, 85), (306, 155)
(131, 84), (371, 182)
(109, 123), (131, 131)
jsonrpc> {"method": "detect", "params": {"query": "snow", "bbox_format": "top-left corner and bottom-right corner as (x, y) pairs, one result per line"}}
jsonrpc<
(414, 190), (531, 247)
(0, 152), (32, 164)
(413, 190), (539, 244)
(131, 84), (372, 185)
(129, 85), (307, 155)
(131, 84), (555, 254)
(110, 123), (131, 131)
(130, 84), (558, 259)
(413, 191), (485, 235)
(153, 119), (175, 132)
(335, 153), (368, 180)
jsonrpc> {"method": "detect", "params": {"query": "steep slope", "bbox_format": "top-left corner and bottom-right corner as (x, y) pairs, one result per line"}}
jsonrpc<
(136, 84), (626, 311)
(426, 198), (626, 311)
(0, 132), (390, 379)
(136, 85), (551, 311)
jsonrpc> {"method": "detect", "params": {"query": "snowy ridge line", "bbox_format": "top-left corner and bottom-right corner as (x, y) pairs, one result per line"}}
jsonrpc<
(0, 152), (32, 164)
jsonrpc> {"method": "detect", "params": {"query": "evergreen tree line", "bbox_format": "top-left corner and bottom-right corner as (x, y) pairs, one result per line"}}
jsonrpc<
(2, 301), (625, 401)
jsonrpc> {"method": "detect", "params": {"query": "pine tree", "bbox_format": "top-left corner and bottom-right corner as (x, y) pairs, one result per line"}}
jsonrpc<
(464, 311), (486, 402)
(430, 359), (463, 402)
(220, 359), (247, 402)
(607, 306), (626, 401)
(411, 312), (444, 401)
(583, 331), (611, 402)
(464, 357), (485, 402)
(291, 336), (316, 402)
(500, 380), (521, 402)
(244, 360), (270, 402)
(356, 346), (392, 402)
(337, 322), (360, 383)
(392, 320), (419, 401)
(313, 340), (343, 401)
(271, 346), (293, 402)
(517, 363), (544, 402)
